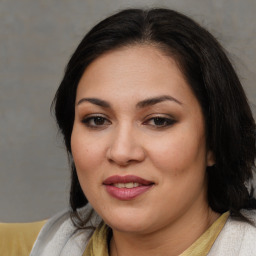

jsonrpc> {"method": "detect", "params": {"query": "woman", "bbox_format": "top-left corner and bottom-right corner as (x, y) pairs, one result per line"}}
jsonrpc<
(31, 8), (256, 256)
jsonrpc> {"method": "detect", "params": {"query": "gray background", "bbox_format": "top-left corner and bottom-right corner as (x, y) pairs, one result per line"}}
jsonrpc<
(1, 0), (255, 222)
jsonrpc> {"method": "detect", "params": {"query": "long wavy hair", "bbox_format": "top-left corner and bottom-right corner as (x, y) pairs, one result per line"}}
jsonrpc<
(52, 8), (256, 227)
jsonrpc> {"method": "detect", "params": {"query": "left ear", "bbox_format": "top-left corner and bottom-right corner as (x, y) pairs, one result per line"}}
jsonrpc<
(206, 150), (215, 167)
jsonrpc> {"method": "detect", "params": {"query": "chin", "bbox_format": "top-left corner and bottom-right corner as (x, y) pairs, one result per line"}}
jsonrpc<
(101, 209), (153, 234)
(108, 220), (149, 234)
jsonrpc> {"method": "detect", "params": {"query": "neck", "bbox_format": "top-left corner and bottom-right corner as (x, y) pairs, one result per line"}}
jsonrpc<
(110, 206), (220, 256)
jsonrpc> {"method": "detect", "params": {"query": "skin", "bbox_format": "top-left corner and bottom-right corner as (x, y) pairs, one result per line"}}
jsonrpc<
(71, 45), (219, 256)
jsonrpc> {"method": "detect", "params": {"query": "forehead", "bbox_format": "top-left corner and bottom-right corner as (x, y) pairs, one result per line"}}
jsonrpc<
(76, 45), (196, 107)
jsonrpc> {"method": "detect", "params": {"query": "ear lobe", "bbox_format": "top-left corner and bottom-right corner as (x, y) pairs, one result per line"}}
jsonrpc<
(207, 150), (215, 167)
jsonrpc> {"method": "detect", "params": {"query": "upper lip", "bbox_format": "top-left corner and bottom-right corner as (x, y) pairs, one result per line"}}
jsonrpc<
(103, 175), (154, 185)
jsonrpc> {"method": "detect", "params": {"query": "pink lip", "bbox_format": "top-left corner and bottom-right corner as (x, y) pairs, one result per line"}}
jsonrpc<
(103, 175), (153, 185)
(103, 175), (154, 200)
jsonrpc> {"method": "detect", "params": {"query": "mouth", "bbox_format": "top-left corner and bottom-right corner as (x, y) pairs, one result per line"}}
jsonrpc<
(103, 175), (154, 200)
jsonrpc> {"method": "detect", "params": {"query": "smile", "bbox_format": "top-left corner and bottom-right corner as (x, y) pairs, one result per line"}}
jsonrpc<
(103, 175), (154, 200)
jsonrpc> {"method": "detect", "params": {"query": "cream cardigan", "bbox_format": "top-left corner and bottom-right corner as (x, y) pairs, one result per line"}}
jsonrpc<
(208, 210), (256, 255)
(30, 204), (256, 256)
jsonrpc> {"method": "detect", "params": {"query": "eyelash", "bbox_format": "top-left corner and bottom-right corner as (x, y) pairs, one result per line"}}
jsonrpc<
(81, 115), (176, 129)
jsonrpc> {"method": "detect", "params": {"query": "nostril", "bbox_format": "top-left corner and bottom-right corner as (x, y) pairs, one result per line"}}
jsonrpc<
(107, 155), (133, 166)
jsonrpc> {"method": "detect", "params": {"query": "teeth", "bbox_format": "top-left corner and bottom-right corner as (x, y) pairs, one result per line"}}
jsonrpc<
(113, 182), (140, 188)
(115, 183), (125, 188)
(125, 182), (134, 188)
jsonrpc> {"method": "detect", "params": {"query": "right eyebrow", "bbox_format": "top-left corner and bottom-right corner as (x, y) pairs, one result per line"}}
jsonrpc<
(136, 95), (182, 108)
(76, 98), (111, 108)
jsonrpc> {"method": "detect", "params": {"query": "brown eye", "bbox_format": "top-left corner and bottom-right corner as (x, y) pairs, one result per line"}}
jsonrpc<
(82, 115), (111, 128)
(143, 116), (176, 128)
(93, 117), (106, 125)
(153, 117), (168, 126)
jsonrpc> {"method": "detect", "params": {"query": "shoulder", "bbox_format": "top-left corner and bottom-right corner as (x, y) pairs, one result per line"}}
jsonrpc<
(208, 210), (256, 256)
(30, 204), (101, 256)
(0, 220), (46, 256)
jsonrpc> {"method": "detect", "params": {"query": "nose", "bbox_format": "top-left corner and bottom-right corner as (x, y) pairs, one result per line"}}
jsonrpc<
(106, 125), (146, 166)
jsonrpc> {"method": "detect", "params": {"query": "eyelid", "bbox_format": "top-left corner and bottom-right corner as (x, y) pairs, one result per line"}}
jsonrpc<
(81, 113), (110, 120)
(142, 113), (175, 121)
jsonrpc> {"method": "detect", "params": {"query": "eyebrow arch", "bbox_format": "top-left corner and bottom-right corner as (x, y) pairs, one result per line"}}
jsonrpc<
(136, 95), (182, 108)
(77, 98), (111, 108)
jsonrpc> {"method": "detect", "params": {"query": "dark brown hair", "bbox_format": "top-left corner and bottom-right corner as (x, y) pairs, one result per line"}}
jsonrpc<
(52, 8), (256, 226)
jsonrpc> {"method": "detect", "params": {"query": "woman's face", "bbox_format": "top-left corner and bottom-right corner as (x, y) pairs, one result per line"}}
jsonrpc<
(71, 45), (214, 234)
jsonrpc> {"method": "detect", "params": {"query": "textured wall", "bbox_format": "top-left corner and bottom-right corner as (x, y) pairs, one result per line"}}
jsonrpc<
(1, 0), (255, 222)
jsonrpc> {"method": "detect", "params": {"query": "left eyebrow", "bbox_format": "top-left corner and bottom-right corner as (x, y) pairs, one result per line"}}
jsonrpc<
(77, 98), (111, 108)
(136, 95), (182, 108)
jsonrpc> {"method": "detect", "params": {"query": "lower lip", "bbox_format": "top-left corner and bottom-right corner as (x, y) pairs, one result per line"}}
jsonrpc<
(105, 185), (153, 200)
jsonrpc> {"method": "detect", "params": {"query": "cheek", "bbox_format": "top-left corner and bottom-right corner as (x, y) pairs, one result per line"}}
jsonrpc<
(148, 132), (208, 213)
(148, 128), (207, 176)
(71, 128), (107, 202)
(71, 128), (105, 178)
